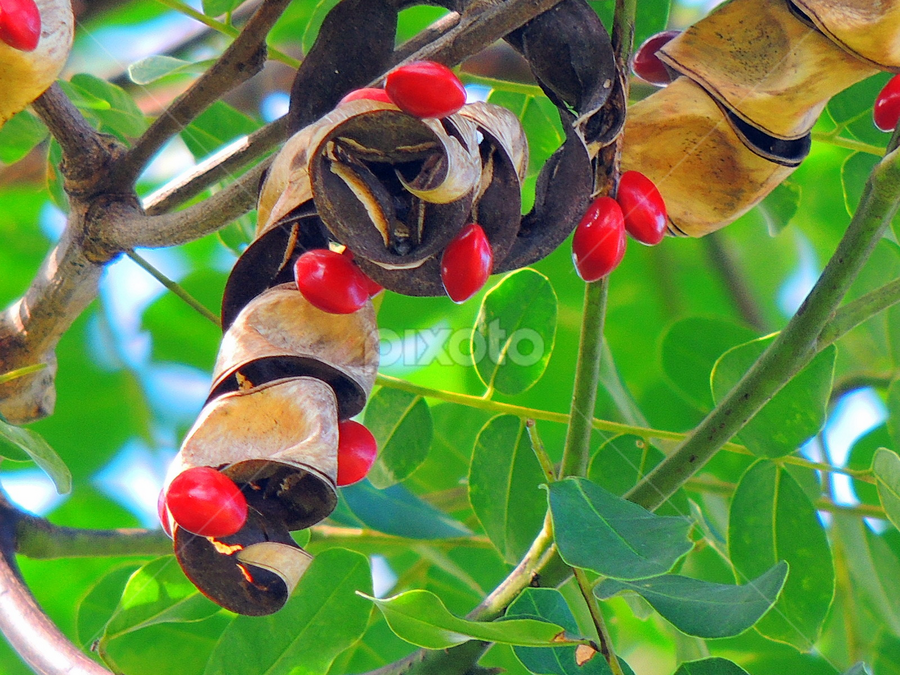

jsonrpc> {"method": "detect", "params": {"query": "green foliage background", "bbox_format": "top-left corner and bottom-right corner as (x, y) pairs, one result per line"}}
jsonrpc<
(0, 1), (899, 674)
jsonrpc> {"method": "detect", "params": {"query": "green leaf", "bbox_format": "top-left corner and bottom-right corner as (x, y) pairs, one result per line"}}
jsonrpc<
(202, 0), (241, 17)
(341, 480), (471, 539)
(660, 317), (756, 411)
(673, 657), (751, 675)
(473, 269), (557, 395)
(102, 557), (219, 645)
(128, 56), (211, 85)
(76, 563), (143, 647)
(843, 663), (873, 675)
(728, 461), (834, 649)
(0, 417), (72, 494)
(758, 180), (802, 237)
(889, 380), (900, 453)
(874, 448), (900, 532)
(180, 100), (260, 159)
(508, 587), (634, 675)
(842, 152), (880, 216)
(205, 548), (371, 675)
(547, 477), (692, 579)
(364, 388), (433, 488)
(712, 338), (835, 457)
(60, 74), (148, 141)
(594, 562), (787, 639)
(827, 72), (892, 147)
(469, 415), (547, 563)
(365, 589), (569, 649)
(0, 110), (48, 165)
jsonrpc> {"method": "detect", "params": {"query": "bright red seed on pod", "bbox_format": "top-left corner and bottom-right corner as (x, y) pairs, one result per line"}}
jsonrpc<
(0, 0), (41, 52)
(341, 248), (383, 297)
(874, 74), (900, 132)
(572, 196), (627, 282)
(441, 223), (493, 303)
(339, 87), (393, 106)
(616, 171), (667, 246)
(294, 249), (370, 314)
(385, 61), (467, 119)
(336, 420), (378, 486)
(631, 30), (680, 86)
(165, 467), (248, 538)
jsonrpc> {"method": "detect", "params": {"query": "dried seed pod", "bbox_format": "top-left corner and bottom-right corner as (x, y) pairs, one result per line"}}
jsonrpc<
(0, 0), (73, 127)
(621, 77), (796, 238)
(210, 284), (379, 419)
(658, 0), (878, 141)
(789, 0), (900, 70)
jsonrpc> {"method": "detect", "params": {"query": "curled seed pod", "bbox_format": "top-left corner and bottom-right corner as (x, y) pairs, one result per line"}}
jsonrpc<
(789, 0), (900, 70)
(0, 0), (73, 127)
(621, 77), (796, 238)
(657, 0), (877, 141)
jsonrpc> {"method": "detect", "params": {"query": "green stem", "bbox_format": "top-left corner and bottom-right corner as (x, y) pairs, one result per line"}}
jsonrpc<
(526, 419), (557, 483)
(573, 568), (625, 675)
(126, 251), (220, 327)
(16, 518), (171, 559)
(560, 280), (609, 478)
(819, 275), (900, 347)
(811, 131), (885, 157)
(153, 0), (298, 66)
(627, 145), (900, 511)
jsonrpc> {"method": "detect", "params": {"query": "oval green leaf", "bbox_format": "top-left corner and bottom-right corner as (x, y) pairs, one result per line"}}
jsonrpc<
(469, 415), (546, 563)
(0, 417), (72, 494)
(712, 337), (835, 458)
(673, 657), (751, 675)
(728, 461), (834, 649)
(205, 548), (372, 675)
(365, 589), (569, 650)
(547, 477), (692, 579)
(473, 268), (557, 395)
(341, 480), (471, 539)
(874, 448), (900, 532)
(594, 562), (787, 639)
(659, 317), (756, 411)
(128, 56), (211, 85)
(364, 388), (433, 488)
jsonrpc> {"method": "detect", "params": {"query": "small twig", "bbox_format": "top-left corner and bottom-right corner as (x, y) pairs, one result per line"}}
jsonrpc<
(116, 0), (293, 186)
(573, 568), (625, 675)
(126, 251), (220, 326)
(526, 419), (557, 483)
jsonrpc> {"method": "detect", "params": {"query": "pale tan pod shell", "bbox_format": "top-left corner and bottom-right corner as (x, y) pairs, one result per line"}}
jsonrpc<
(209, 283), (379, 418)
(658, 0), (878, 140)
(791, 0), (900, 70)
(236, 542), (313, 598)
(0, 0), (73, 127)
(457, 101), (529, 184)
(166, 376), (339, 531)
(621, 77), (795, 238)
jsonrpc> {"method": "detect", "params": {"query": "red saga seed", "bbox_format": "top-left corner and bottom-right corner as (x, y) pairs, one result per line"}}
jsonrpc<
(572, 196), (627, 282)
(336, 420), (378, 486)
(165, 466), (248, 538)
(617, 171), (667, 245)
(0, 0), (41, 52)
(440, 223), (493, 303)
(631, 30), (680, 86)
(294, 249), (371, 314)
(385, 61), (467, 119)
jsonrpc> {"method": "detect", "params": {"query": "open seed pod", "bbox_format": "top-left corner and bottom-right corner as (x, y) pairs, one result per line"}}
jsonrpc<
(174, 505), (313, 616)
(790, 0), (900, 70)
(621, 77), (797, 238)
(355, 102), (529, 295)
(658, 0), (878, 141)
(209, 284), (379, 419)
(0, 0), (73, 126)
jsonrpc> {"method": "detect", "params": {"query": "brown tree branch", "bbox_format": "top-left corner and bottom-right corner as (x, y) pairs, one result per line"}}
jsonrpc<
(113, 0), (293, 187)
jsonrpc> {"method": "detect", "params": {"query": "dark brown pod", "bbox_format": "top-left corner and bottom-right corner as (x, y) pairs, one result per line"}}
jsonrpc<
(209, 285), (379, 419)
(174, 508), (313, 616)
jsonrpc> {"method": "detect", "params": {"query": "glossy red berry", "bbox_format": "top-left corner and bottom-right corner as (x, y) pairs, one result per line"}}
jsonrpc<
(165, 467), (248, 538)
(336, 420), (378, 486)
(874, 74), (900, 132)
(441, 223), (493, 303)
(572, 196), (626, 282)
(294, 249), (370, 314)
(385, 61), (466, 119)
(631, 30), (680, 86)
(616, 171), (667, 246)
(341, 248), (383, 297)
(339, 87), (393, 106)
(0, 0), (41, 52)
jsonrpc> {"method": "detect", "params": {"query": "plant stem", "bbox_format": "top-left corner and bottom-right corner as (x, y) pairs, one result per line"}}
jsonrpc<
(526, 419), (557, 483)
(560, 279), (609, 478)
(627, 142), (900, 511)
(573, 568), (625, 675)
(126, 251), (220, 326)
(810, 131), (885, 157)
